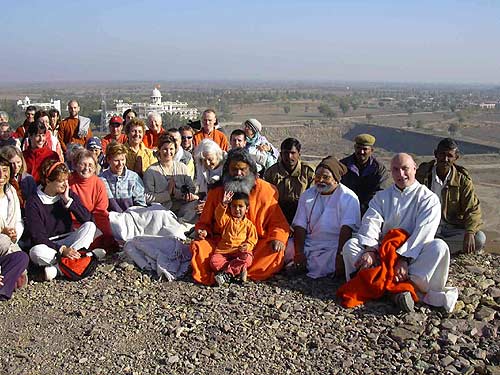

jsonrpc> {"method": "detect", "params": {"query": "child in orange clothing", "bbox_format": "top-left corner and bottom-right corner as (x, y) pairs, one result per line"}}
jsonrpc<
(202, 191), (257, 285)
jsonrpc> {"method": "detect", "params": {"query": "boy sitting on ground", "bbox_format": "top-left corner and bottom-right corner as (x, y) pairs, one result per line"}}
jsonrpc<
(198, 191), (257, 285)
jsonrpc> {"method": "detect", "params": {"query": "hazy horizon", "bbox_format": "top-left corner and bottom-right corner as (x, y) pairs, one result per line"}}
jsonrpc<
(2, 0), (500, 85)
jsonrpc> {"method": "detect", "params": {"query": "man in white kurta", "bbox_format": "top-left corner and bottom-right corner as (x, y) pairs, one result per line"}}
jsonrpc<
(343, 153), (458, 312)
(293, 184), (360, 278)
(292, 156), (360, 279)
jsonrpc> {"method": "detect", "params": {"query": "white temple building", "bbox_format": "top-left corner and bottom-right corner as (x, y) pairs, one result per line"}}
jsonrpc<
(17, 96), (61, 113)
(101, 87), (199, 129)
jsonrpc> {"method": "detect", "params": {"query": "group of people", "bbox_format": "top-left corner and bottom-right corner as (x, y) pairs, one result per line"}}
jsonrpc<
(0, 101), (486, 314)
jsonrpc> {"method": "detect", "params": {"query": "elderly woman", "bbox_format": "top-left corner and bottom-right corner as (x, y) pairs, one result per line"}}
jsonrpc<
(144, 134), (198, 224)
(193, 139), (226, 199)
(243, 118), (279, 175)
(125, 117), (157, 178)
(26, 159), (99, 281)
(22, 120), (60, 184)
(292, 156), (360, 279)
(0, 146), (37, 207)
(69, 149), (118, 252)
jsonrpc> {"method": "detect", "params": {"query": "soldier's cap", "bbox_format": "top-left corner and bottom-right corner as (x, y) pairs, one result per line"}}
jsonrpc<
(354, 133), (376, 146)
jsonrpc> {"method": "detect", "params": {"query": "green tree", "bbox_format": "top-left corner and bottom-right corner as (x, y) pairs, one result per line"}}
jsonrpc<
(283, 104), (291, 114)
(163, 113), (185, 129)
(339, 100), (350, 115)
(318, 103), (337, 119)
(366, 113), (373, 122)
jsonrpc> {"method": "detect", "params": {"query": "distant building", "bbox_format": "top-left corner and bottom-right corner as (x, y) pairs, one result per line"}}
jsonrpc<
(101, 86), (199, 130)
(479, 102), (497, 110)
(17, 96), (61, 113)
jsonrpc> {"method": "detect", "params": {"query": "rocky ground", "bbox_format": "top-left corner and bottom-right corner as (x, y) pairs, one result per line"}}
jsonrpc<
(0, 252), (498, 375)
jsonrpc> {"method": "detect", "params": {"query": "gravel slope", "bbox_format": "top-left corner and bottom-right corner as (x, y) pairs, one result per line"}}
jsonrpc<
(1, 253), (499, 375)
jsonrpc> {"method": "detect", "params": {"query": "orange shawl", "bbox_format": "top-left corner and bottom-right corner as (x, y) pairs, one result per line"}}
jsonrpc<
(337, 228), (419, 308)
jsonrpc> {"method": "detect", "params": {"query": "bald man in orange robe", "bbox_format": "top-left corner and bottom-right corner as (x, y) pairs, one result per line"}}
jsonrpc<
(191, 148), (290, 285)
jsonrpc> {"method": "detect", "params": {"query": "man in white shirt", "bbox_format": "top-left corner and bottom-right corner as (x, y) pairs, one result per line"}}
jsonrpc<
(343, 153), (458, 312)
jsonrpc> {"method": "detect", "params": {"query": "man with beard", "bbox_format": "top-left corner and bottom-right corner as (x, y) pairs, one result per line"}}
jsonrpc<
(416, 138), (485, 254)
(340, 134), (388, 214)
(291, 156), (360, 279)
(191, 148), (289, 285)
(57, 100), (93, 153)
(342, 153), (458, 312)
(264, 138), (315, 225)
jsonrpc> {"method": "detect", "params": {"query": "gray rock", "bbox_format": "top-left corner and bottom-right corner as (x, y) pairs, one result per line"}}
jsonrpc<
(474, 306), (496, 321)
(441, 355), (454, 367)
(465, 265), (487, 275)
(390, 327), (417, 342)
(490, 287), (500, 298)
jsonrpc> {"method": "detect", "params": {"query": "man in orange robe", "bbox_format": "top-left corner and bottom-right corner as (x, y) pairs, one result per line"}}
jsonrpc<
(143, 111), (165, 150)
(193, 109), (229, 151)
(57, 100), (93, 153)
(191, 148), (290, 285)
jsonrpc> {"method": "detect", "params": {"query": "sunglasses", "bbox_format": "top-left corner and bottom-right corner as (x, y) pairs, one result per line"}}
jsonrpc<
(181, 136), (193, 140)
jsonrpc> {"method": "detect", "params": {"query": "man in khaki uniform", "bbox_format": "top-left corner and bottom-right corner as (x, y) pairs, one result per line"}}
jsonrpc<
(264, 137), (315, 225)
(416, 138), (485, 254)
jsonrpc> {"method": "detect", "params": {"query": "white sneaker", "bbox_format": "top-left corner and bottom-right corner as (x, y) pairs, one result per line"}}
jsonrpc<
(44, 266), (58, 281)
(92, 248), (106, 260)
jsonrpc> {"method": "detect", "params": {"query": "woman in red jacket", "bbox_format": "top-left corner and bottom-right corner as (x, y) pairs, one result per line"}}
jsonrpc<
(22, 120), (59, 184)
(69, 149), (119, 252)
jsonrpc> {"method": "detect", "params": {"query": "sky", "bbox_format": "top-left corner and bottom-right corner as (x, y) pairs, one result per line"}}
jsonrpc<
(1, 0), (499, 84)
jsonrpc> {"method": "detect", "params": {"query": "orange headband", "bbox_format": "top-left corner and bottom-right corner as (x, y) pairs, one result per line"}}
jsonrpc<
(46, 161), (65, 178)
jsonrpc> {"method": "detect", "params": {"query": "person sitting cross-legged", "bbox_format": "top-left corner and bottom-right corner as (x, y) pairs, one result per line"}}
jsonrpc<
(190, 148), (289, 285)
(340, 153), (458, 313)
(291, 156), (360, 279)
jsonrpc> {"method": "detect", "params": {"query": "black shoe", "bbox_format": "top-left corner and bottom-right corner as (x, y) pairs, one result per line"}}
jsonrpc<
(393, 291), (415, 313)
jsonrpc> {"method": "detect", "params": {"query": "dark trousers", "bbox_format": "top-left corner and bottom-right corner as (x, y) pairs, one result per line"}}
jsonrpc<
(0, 252), (29, 301)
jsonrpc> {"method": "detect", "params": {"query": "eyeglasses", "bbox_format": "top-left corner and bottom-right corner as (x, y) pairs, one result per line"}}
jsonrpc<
(181, 136), (193, 140)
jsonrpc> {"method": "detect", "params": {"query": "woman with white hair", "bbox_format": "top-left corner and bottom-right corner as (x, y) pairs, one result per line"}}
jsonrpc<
(242, 118), (279, 175)
(193, 139), (226, 199)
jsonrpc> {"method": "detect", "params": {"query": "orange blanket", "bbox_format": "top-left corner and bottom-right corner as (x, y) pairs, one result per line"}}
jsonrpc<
(337, 228), (419, 308)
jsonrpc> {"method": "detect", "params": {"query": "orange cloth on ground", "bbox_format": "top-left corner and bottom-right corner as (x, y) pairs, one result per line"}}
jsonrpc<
(143, 129), (165, 150)
(336, 228), (419, 308)
(214, 202), (258, 255)
(57, 117), (93, 153)
(191, 179), (290, 285)
(193, 129), (229, 151)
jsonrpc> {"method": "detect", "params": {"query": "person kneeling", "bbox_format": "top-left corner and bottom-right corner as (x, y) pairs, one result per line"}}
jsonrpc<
(205, 191), (257, 286)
